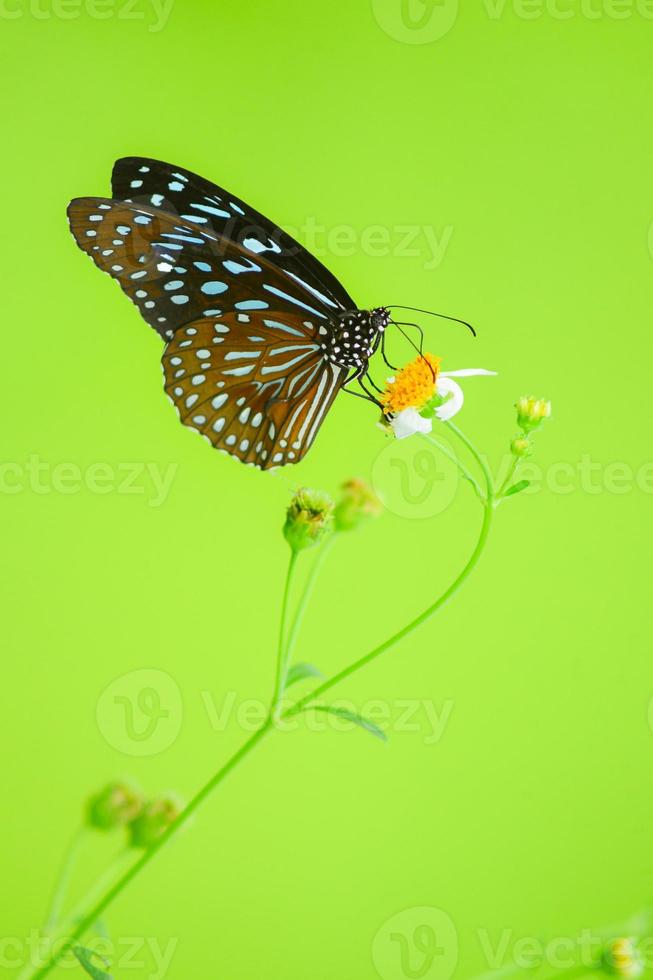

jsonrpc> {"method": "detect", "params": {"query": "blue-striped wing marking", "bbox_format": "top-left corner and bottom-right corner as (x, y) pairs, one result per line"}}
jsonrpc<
(111, 156), (356, 315)
(67, 162), (359, 468)
(162, 311), (347, 468)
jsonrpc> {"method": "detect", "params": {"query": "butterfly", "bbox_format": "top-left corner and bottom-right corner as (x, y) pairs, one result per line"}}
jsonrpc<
(67, 158), (465, 469)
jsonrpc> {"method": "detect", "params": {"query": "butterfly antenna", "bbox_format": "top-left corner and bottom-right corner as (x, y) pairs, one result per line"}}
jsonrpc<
(394, 319), (425, 355)
(388, 306), (476, 337)
(391, 321), (436, 382)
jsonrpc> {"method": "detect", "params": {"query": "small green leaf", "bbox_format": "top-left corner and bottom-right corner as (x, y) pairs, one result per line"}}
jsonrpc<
(312, 705), (388, 742)
(72, 946), (112, 979)
(286, 662), (323, 688)
(505, 479), (530, 497)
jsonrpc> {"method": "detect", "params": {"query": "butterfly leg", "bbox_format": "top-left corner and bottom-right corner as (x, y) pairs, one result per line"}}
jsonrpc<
(365, 373), (384, 393)
(363, 334), (385, 392)
(341, 366), (383, 408)
(380, 331), (399, 372)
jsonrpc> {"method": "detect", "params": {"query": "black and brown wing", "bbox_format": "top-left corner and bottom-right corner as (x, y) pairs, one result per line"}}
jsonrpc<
(162, 311), (347, 468)
(111, 156), (355, 314)
(67, 198), (337, 340)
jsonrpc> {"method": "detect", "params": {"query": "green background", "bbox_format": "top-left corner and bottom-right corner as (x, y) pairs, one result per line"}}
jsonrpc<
(2, 1), (652, 977)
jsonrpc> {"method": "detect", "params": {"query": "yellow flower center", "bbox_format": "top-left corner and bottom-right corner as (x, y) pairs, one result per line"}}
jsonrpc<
(380, 353), (441, 416)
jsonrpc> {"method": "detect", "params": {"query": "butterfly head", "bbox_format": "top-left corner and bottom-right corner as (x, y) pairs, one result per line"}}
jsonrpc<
(370, 307), (391, 331)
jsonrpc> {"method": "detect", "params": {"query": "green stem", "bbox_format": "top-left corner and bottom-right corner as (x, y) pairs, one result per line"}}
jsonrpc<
(26, 423), (494, 980)
(496, 456), (519, 501)
(284, 534), (336, 669)
(43, 827), (87, 933)
(63, 848), (133, 931)
(25, 721), (273, 980)
(446, 420), (495, 497)
(285, 500), (492, 719)
(284, 425), (495, 720)
(271, 550), (299, 714)
(20, 850), (134, 978)
(421, 432), (484, 501)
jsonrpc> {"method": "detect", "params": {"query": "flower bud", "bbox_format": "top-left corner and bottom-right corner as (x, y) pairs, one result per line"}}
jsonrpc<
(129, 795), (182, 849)
(510, 436), (532, 459)
(86, 781), (143, 831)
(601, 938), (644, 979)
(334, 479), (383, 532)
(516, 395), (552, 432)
(283, 488), (334, 553)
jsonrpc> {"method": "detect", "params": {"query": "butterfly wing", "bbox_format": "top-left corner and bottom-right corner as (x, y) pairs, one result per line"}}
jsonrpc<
(111, 157), (356, 313)
(162, 311), (347, 468)
(68, 169), (358, 469)
(67, 198), (337, 340)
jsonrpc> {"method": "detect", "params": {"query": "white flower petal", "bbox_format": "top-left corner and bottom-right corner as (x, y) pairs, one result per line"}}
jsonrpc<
(434, 377), (464, 421)
(389, 407), (433, 440)
(440, 368), (497, 378)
